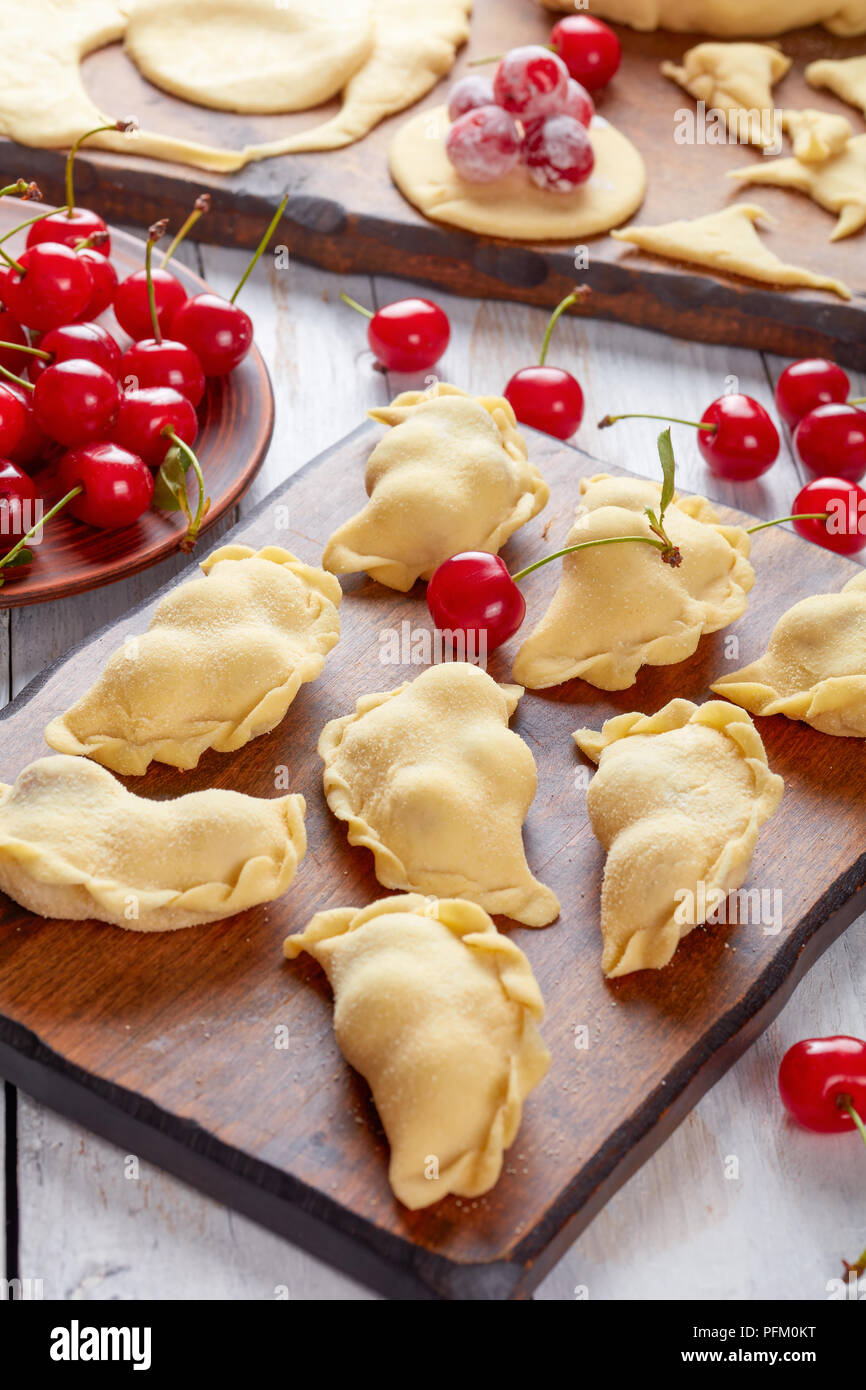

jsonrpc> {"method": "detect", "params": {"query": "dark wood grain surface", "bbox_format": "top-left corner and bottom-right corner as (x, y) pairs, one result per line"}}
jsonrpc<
(0, 202), (274, 608)
(0, 2), (863, 364)
(0, 421), (863, 1298)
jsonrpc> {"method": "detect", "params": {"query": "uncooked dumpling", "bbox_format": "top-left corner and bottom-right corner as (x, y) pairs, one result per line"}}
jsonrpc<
(45, 545), (341, 775)
(574, 700), (784, 977)
(712, 572), (866, 737)
(0, 755), (306, 932)
(512, 474), (755, 692)
(389, 106), (646, 242)
(319, 662), (560, 926)
(781, 108), (852, 163)
(807, 56), (866, 118)
(661, 43), (791, 149)
(730, 134), (866, 241)
(284, 893), (550, 1209)
(612, 204), (851, 298)
(540, 0), (866, 37)
(322, 384), (549, 592)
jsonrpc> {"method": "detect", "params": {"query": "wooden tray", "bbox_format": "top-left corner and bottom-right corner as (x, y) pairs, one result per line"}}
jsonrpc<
(0, 3), (864, 365)
(0, 423), (863, 1300)
(0, 202), (274, 608)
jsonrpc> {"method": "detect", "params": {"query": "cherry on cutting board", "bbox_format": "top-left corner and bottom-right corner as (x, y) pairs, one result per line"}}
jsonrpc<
(792, 476), (866, 554)
(0, 243), (93, 332)
(774, 357), (850, 429)
(794, 403), (866, 482)
(445, 105), (521, 183)
(504, 290), (586, 440)
(447, 74), (495, 120)
(520, 113), (594, 191)
(340, 292), (451, 372)
(493, 45), (570, 119)
(601, 394), (780, 480)
(32, 358), (120, 448)
(549, 15), (622, 92)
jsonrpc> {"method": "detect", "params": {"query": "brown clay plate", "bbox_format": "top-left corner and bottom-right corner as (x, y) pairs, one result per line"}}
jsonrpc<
(0, 199), (274, 608)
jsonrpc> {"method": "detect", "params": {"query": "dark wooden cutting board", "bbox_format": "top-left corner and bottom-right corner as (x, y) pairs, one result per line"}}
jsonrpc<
(0, 422), (864, 1300)
(0, 1), (863, 365)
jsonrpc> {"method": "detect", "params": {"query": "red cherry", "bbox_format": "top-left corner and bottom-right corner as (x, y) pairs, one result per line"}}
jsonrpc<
(112, 386), (198, 467)
(561, 77), (595, 128)
(447, 74), (495, 121)
(75, 248), (118, 321)
(113, 267), (188, 342)
(794, 403), (866, 482)
(367, 298), (451, 373)
(520, 114), (595, 192)
(169, 292), (252, 376)
(792, 476), (866, 555)
(779, 1037), (866, 1134)
(0, 309), (28, 374)
(698, 394), (780, 480)
(26, 207), (111, 257)
(427, 551), (526, 654)
(0, 384), (25, 457)
(493, 45), (569, 119)
(28, 322), (120, 383)
(505, 366), (584, 440)
(120, 338), (206, 406)
(3, 383), (52, 470)
(445, 104), (521, 183)
(0, 458), (37, 541)
(0, 243), (93, 331)
(33, 359), (120, 447)
(550, 15), (622, 92)
(56, 441), (153, 529)
(774, 357), (850, 429)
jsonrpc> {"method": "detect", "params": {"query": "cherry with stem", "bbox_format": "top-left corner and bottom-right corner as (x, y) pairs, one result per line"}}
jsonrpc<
(339, 290), (450, 372)
(600, 395), (781, 481)
(161, 193), (211, 269)
(504, 289), (588, 440)
(0, 486), (81, 585)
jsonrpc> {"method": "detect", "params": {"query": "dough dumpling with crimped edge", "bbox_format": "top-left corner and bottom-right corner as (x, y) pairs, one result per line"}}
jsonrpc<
(539, 0), (866, 38)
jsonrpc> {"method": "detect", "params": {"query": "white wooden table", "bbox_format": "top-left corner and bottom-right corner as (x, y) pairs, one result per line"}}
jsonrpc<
(2, 237), (864, 1301)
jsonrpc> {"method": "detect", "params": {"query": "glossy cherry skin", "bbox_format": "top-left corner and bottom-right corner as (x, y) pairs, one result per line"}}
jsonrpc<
(119, 338), (205, 406)
(697, 394), (779, 480)
(792, 476), (866, 555)
(28, 322), (120, 383)
(56, 441), (153, 529)
(0, 243), (93, 331)
(779, 1036), (866, 1133)
(0, 385), (25, 458)
(26, 207), (111, 256)
(367, 299), (450, 372)
(3, 383), (52, 470)
(33, 359), (120, 448)
(427, 551), (526, 654)
(0, 458), (38, 542)
(112, 386), (198, 467)
(169, 293), (253, 376)
(504, 365), (584, 440)
(550, 15), (622, 91)
(75, 248), (118, 321)
(0, 309), (28, 374)
(113, 267), (188, 342)
(794, 403), (866, 482)
(774, 358), (849, 430)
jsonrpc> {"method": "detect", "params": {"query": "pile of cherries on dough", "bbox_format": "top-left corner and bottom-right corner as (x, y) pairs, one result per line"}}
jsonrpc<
(0, 182), (269, 577)
(445, 15), (622, 192)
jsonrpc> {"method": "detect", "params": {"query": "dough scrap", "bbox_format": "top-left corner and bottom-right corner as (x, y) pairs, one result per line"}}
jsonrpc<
(661, 43), (791, 150)
(322, 383), (549, 592)
(511, 474), (755, 692)
(781, 107), (853, 164)
(284, 893), (550, 1209)
(807, 56), (866, 118)
(45, 545), (341, 776)
(318, 662), (560, 927)
(574, 700), (784, 977)
(125, 0), (375, 114)
(0, 755), (306, 932)
(539, 0), (866, 37)
(389, 105), (646, 241)
(730, 134), (866, 241)
(612, 203), (852, 299)
(711, 571), (866, 737)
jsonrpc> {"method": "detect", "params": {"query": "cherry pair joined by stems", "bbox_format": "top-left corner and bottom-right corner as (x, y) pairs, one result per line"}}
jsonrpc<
(601, 395), (780, 481)
(340, 291), (451, 372)
(504, 290), (586, 440)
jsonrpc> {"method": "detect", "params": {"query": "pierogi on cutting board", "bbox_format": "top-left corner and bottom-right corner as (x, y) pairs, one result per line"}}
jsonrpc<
(539, 0), (866, 36)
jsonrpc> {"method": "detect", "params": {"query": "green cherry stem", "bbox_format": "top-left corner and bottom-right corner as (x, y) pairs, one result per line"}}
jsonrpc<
(539, 288), (587, 367)
(0, 362), (33, 392)
(0, 341), (50, 362)
(0, 485), (82, 585)
(161, 193), (211, 268)
(230, 190), (289, 305)
(340, 291), (374, 320)
(512, 533), (670, 583)
(0, 208), (55, 246)
(850, 396), (866, 406)
(0, 180), (40, 202)
(162, 427), (209, 551)
(747, 513), (829, 534)
(145, 219), (168, 344)
(600, 411), (716, 432)
(838, 1095), (866, 1278)
(65, 120), (136, 213)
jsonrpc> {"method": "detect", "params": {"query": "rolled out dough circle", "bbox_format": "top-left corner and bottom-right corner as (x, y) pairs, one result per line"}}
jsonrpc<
(125, 0), (374, 114)
(389, 106), (646, 242)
